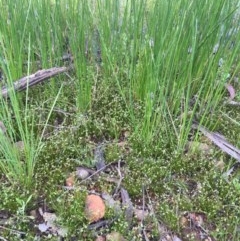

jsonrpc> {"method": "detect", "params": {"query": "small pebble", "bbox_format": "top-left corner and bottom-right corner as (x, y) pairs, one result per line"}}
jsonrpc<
(76, 168), (89, 180)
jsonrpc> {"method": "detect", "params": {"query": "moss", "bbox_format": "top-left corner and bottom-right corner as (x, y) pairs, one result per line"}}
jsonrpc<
(104, 143), (123, 163)
(54, 189), (88, 234)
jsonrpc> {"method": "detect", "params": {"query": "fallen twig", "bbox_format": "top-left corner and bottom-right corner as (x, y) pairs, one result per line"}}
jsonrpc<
(112, 160), (124, 197)
(1, 66), (72, 98)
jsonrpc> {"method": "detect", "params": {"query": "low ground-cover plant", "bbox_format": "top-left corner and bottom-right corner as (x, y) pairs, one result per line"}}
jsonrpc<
(0, 0), (240, 240)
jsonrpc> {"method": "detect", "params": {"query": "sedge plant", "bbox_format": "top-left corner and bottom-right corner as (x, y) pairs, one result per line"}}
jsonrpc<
(91, 0), (240, 149)
(0, 11), (64, 188)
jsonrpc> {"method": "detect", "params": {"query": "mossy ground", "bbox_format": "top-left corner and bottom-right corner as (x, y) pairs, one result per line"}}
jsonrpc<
(0, 77), (240, 240)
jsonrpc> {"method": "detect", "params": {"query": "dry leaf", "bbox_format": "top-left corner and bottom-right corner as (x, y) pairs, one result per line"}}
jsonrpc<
(38, 210), (68, 237)
(214, 159), (225, 171)
(42, 212), (57, 224)
(193, 123), (240, 162)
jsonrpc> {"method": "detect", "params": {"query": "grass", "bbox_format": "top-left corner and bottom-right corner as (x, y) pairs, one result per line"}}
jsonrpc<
(0, 0), (240, 240)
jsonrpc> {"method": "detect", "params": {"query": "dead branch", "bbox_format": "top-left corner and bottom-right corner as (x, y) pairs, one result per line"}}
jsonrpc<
(1, 66), (72, 98)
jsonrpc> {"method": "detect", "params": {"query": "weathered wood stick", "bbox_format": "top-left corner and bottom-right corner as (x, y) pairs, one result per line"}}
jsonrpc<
(1, 66), (72, 98)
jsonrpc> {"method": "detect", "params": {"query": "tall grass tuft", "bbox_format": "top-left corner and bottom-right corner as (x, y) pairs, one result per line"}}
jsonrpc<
(92, 0), (240, 148)
(0, 0), (64, 186)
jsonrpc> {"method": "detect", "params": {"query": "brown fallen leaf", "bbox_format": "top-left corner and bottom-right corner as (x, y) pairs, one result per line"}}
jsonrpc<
(117, 141), (127, 148)
(214, 159), (225, 171)
(85, 194), (105, 223)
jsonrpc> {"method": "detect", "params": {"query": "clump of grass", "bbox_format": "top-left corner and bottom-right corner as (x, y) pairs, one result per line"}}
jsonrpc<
(0, 40), (64, 188)
(93, 0), (240, 149)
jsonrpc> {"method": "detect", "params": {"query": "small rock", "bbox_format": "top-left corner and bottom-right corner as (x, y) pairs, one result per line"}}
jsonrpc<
(76, 168), (89, 180)
(85, 194), (105, 223)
